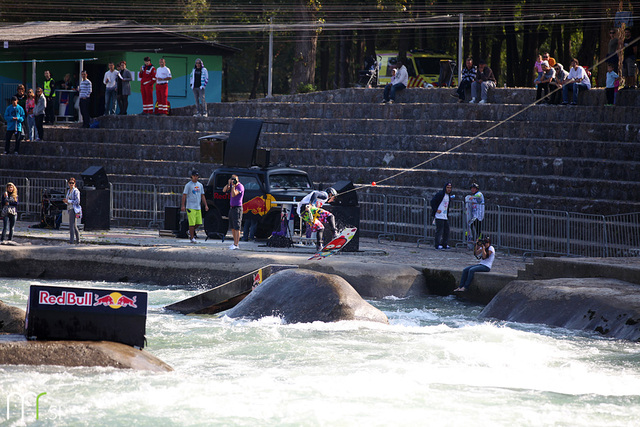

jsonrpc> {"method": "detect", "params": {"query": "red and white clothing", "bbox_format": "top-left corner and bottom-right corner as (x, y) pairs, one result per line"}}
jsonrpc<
(139, 64), (156, 114)
(155, 65), (171, 115)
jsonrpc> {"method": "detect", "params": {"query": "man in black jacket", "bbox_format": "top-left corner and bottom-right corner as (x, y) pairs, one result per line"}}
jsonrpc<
(430, 182), (453, 250)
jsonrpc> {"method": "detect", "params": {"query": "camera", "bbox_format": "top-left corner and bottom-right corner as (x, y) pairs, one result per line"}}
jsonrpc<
(231, 178), (237, 185)
(476, 238), (488, 246)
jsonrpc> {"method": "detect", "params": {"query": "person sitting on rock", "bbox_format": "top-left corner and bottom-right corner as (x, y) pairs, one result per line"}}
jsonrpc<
(301, 204), (338, 250)
(454, 236), (495, 292)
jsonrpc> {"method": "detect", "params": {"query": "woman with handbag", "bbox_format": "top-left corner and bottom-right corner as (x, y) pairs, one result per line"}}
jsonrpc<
(1, 182), (18, 242)
(63, 177), (82, 244)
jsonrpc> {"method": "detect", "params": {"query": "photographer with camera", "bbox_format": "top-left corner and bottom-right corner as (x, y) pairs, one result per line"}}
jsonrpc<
(223, 174), (244, 250)
(453, 237), (495, 292)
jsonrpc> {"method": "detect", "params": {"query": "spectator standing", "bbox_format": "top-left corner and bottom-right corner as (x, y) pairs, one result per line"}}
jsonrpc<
(562, 58), (591, 105)
(4, 96), (25, 155)
(59, 73), (75, 90)
(116, 61), (133, 115)
(549, 63), (569, 105)
(605, 63), (620, 105)
(536, 61), (555, 103)
(43, 70), (56, 124)
(1, 182), (18, 243)
(103, 62), (118, 115)
(542, 52), (556, 68)
(465, 183), (485, 245)
(25, 89), (36, 142)
(181, 170), (209, 244)
(78, 71), (92, 128)
(430, 182), (453, 250)
(34, 87), (46, 141)
(453, 237), (495, 292)
(223, 175), (244, 250)
(381, 59), (408, 104)
(190, 58), (209, 117)
(454, 57), (476, 102)
(622, 28), (637, 89)
(63, 177), (82, 244)
(155, 58), (172, 115)
(14, 84), (27, 112)
(533, 54), (543, 86)
(139, 57), (156, 114)
(470, 60), (496, 104)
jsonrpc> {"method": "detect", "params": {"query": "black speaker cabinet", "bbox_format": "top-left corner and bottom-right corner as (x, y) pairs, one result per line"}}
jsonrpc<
(254, 148), (271, 168)
(81, 188), (110, 230)
(26, 284), (147, 348)
(164, 206), (181, 231)
(81, 166), (109, 190)
(324, 205), (360, 252)
(331, 180), (359, 207)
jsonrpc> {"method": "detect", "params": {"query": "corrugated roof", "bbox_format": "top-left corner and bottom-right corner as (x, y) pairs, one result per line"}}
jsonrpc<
(0, 20), (239, 55)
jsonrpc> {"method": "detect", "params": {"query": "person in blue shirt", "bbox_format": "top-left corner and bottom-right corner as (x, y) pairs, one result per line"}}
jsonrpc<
(4, 96), (25, 155)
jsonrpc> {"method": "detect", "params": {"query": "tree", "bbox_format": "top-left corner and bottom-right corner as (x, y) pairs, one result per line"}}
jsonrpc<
(290, 0), (321, 93)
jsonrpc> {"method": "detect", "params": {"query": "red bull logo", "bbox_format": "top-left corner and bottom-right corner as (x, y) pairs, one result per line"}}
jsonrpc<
(243, 194), (275, 216)
(252, 269), (263, 290)
(93, 292), (137, 309)
(39, 291), (93, 307)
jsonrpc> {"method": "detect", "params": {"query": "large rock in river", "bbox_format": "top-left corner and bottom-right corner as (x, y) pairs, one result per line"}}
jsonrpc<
(0, 300), (25, 334)
(225, 269), (389, 324)
(479, 278), (640, 341)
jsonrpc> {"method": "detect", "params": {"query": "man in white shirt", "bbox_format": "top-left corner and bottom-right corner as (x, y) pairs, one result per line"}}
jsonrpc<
(102, 62), (118, 115)
(382, 59), (408, 104)
(155, 58), (172, 115)
(561, 58), (591, 105)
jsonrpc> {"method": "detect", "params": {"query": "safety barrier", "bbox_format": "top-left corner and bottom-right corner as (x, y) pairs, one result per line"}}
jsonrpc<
(8, 178), (640, 257)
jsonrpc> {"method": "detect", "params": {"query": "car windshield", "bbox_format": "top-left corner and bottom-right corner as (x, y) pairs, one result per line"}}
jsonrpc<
(269, 174), (312, 190)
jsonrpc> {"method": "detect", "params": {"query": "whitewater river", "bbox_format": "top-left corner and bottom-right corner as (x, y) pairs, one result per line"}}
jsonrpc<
(1, 278), (639, 426)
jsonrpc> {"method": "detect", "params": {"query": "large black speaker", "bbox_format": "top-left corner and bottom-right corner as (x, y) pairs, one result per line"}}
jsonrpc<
(81, 188), (110, 230)
(325, 205), (360, 252)
(330, 180), (359, 207)
(81, 166), (109, 190)
(26, 284), (147, 348)
(164, 206), (181, 231)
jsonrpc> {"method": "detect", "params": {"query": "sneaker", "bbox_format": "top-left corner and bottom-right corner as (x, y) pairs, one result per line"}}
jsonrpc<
(13, 152), (19, 155)
(191, 238), (197, 244)
(228, 244), (238, 250)
(202, 113), (208, 117)
(388, 100), (394, 104)
(570, 102), (577, 105)
(469, 98), (477, 103)
(193, 113), (201, 117)
(444, 245), (451, 249)
(479, 99), (487, 104)
(380, 100), (388, 104)
(561, 101), (568, 105)
(35, 138), (42, 142)
(436, 245), (443, 250)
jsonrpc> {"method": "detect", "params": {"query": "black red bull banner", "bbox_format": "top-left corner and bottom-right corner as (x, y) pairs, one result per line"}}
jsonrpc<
(26, 285), (148, 348)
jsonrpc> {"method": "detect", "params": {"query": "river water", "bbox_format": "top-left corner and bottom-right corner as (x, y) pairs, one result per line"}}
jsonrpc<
(1, 278), (639, 426)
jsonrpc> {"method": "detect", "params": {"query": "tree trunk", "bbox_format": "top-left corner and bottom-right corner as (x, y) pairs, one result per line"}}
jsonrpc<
(249, 35), (266, 99)
(319, 39), (330, 91)
(290, 0), (319, 94)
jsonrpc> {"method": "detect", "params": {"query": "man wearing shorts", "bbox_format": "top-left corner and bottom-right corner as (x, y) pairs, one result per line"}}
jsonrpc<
(223, 174), (244, 250)
(181, 170), (209, 244)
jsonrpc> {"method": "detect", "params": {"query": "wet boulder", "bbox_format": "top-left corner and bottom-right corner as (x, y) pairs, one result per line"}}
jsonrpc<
(479, 278), (640, 341)
(0, 300), (25, 334)
(225, 269), (389, 324)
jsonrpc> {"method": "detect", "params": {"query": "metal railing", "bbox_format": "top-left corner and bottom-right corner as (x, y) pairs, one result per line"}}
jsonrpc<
(8, 178), (640, 258)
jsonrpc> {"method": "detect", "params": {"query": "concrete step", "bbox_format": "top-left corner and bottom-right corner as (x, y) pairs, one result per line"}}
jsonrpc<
(19, 140), (198, 162)
(269, 148), (639, 182)
(263, 134), (640, 162)
(303, 165), (640, 209)
(170, 100), (640, 124)
(173, 87), (640, 108)
(97, 116), (640, 142)
(44, 126), (205, 147)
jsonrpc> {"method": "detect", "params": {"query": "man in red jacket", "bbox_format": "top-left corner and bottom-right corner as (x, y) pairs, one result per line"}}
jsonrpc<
(139, 57), (156, 114)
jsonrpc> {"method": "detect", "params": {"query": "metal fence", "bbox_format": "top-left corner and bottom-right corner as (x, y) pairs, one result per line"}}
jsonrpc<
(9, 178), (640, 258)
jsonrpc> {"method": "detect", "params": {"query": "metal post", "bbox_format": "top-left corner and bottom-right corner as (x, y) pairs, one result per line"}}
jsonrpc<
(565, 211), (570, 256)
(383, 195), (388, 235)
(602, 215), (608, 257)
(152, 184), (158, 226)
(78, 59), (84, 123)
(458, 14), (464, 85)
(267, 17), (274, 98)
(530, 209), (535, 254)
(32, 59), (36, 91)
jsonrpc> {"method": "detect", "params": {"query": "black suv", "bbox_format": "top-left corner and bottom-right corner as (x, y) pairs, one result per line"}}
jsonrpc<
(203, 166), (314, 238)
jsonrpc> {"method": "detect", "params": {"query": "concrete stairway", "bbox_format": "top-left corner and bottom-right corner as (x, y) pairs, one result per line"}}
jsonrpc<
(1, 87), (639, 215)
